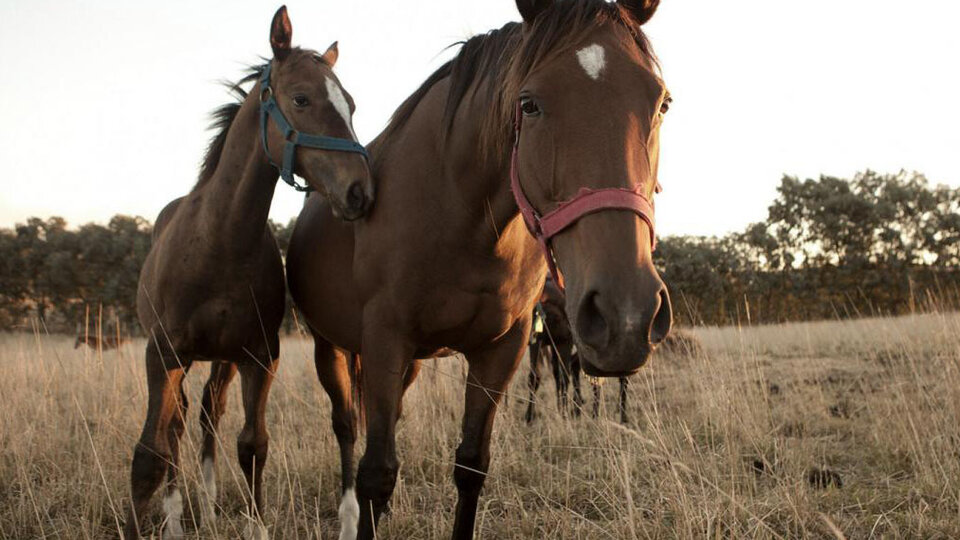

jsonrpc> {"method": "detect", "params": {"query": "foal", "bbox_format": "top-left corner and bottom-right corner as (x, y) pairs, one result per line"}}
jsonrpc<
(125, 7), (371, 539)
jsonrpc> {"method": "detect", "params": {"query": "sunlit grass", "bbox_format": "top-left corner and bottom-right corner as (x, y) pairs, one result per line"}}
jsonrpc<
(1, 310), (959, 538)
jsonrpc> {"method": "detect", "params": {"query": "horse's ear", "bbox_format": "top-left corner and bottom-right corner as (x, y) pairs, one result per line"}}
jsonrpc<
(516, 0), (553, 25)
(270, 5), (293, 60)
(320, 41), (339, 67)
(618, 0), (660, 25)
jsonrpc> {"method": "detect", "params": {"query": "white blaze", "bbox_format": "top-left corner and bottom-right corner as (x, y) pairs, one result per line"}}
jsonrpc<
(576, 43), (606, 80)
(338, 487), (360, 540)
(325, 77), (359, 141)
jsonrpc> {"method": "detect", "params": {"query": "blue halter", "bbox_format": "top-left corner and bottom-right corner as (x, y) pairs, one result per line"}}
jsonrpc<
(259, 62), (368, 192)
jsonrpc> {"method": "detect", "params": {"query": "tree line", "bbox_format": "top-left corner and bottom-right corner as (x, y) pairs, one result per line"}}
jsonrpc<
(1, 170), (957, 333)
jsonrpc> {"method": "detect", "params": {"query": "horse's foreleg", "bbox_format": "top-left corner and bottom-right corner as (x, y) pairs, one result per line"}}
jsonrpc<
(313, 337), (360, 540)
(355, 327), (413, 540)
(125, 339), (188, 540)
(198, 361), (237, 526)
(236, 356), (278, 539)
(452, 319), (528, 540)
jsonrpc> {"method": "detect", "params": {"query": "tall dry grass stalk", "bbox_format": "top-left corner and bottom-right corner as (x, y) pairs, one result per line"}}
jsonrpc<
(1, 310), (959, 538)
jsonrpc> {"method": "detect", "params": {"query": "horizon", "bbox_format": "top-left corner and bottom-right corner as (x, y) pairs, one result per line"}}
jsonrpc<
(1, 0), (958, 235)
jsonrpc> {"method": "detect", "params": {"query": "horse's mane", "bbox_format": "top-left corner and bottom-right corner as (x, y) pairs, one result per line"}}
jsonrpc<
(375, 0), (658, 162)
(194, 63), (267, 189)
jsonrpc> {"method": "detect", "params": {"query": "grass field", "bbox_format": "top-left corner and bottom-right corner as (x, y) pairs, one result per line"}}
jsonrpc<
(1, 312), (959, 539)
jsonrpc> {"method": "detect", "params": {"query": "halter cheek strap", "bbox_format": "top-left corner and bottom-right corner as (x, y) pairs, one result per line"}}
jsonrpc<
(509, 101), (658, 290)
(259, 62), (369, 192)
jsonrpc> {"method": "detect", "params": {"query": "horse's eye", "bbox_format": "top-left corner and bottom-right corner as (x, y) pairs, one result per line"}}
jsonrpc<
(520, 97), (540, 117)
(660, 96), (672, 115)
(293, 95), (309, 107)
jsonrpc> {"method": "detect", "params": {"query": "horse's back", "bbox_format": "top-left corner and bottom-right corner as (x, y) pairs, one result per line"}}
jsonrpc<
(287, 193), (364, 352)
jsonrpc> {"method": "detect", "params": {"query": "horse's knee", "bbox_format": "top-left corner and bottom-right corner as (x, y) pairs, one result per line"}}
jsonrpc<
(454, 444), (488, 495)
(237, 428), (269, 468)
(131, 444), (169, 496)
(356, 455), (398, 504)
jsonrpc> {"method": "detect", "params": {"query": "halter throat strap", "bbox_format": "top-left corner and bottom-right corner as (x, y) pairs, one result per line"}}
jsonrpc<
(509, 101), (658, 290)
(258, 62), (368, 192)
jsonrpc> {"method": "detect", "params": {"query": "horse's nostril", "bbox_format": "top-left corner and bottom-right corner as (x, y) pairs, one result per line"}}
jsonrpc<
(346, 182), (366, 212)
(576, 291), (610, 351)
(649, 287), (672, 345)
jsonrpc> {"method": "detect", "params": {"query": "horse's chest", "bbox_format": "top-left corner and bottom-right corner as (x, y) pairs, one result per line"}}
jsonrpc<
(419, 287), (516, 348)
(416, 252), (540, 349)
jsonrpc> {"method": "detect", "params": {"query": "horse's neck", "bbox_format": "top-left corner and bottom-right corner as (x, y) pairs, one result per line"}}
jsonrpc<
(196, 93), (277, 247)
(445, 99), (520, 242)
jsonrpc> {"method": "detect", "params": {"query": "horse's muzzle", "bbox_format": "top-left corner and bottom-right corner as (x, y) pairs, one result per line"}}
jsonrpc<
(573, 280), (672, 375)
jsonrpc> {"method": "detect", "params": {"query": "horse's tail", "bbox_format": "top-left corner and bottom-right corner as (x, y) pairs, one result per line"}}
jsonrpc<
(349, 353), (366, 434)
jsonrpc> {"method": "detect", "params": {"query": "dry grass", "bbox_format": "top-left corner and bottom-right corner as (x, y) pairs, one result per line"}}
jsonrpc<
(2, 312), (960, 539)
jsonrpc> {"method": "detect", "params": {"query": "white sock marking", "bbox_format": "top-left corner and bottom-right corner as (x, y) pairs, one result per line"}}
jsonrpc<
(162, 490), (184, 539)
(576, 43), (606, 80)
(243, 519), (269, 540)
(326, 77), (359, 141)
(338, 487), (360, 540)
(201, 457), (217, 524)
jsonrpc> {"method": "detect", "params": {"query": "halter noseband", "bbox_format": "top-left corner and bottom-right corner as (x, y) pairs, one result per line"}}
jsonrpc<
(259, 62), (369, 192)
(509, 101), (658, 290)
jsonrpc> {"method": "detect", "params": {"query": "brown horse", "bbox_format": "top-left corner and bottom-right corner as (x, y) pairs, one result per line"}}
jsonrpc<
(74, 335), (128, 349)
(287, 1), (672, 538)
(125, 7), (371, 539)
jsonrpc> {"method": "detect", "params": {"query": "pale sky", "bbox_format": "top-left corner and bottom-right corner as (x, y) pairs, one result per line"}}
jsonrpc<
(1, 0), (958, 236)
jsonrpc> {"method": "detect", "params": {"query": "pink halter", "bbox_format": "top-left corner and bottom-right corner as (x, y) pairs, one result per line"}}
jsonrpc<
(509, 102), (658, 289)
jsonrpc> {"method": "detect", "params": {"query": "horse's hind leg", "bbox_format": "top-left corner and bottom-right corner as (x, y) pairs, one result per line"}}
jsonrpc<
(161, 376), (190, 539)
(198, 361), (238, 525)
(570, 354), (584, 417)
(551, 346), (570, 417)
(525, 338), (543, 423)
(236, 356), (278, 537)
(398, 358), (421, 418)
(619, 377), (630, 424)
(313, 337), (360, 540)
(592, 381), (601, 418)
(124, 339), (188, 540)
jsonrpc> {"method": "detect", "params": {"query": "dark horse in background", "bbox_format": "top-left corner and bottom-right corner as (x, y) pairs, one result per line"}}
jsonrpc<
(125, 7), (372, 539)
(528, 277), (705, 426)
(287, 0), (672, 538)
(525, 277), (633, 424)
